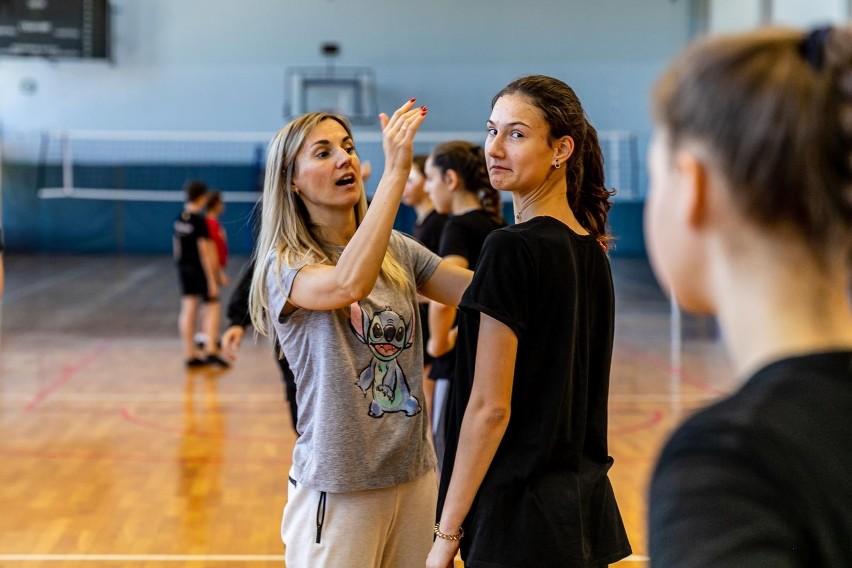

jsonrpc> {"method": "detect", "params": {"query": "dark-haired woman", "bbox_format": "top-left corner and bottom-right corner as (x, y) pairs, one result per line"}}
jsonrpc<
(646, 26), (852, 567)
(428, 76), (631, 568)
(423, 140), (505, 473)
(402, 155), (447, 424)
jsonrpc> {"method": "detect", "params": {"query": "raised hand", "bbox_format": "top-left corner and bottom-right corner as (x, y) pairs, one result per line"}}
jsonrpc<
(379, 98), (428, 174)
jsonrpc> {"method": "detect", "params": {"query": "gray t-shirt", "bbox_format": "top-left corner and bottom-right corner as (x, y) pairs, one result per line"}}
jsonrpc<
(268, 231), (442, 493)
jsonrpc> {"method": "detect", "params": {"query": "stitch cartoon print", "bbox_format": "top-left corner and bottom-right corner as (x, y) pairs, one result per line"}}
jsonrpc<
(350, 303), (421, 418)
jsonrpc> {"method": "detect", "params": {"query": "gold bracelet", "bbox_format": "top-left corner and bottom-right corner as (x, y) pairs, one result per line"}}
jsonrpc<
(434, 523), (464, 541)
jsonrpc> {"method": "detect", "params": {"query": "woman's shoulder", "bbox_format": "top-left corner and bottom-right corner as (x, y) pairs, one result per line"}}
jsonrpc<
(390, 229), (416, 249)
(389, 230), (431, 259)
(477, 225), (535, 267)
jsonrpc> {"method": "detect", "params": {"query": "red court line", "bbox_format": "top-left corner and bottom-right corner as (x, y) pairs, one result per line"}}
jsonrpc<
(616, 342), (729, 396)
(610, 409), (665, 436)
(119, 407), (288, 444)
(25, 341), (112, 411)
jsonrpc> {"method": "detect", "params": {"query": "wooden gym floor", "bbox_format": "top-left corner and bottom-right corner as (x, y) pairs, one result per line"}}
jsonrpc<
(0, 253), (735, 567)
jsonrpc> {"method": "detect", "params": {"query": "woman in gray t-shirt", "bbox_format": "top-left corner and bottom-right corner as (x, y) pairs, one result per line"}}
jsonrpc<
(249, 100), (471, 568)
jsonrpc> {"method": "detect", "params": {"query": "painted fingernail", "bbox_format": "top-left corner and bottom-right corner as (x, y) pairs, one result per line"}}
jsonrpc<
(410, 98), (416, 103)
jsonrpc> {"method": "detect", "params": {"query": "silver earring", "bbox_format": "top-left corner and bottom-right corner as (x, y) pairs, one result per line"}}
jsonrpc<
(553, 161), (561, 169)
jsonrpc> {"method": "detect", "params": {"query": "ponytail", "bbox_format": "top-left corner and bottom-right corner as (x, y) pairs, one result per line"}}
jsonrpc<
(471, 145), (504, 224)
(565, 120), (614, 242)
(479, 184), (504, 224)
(823, 26), (852, 240)
(430, 140), (503, 223)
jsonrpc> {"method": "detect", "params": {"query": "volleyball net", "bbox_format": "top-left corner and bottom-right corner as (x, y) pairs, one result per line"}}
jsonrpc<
(1, 128), (641, 203)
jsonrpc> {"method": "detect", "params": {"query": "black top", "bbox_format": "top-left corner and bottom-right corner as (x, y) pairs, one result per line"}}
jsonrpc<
(411, 208), (448, 255)
(649, 350), (852, 567)
(438, 216), (631, 567)
(0, 225), (4, 253)
(173, 210), (208, 267)
(409, 209), (447, 366)
(227, 260), (254, 329)
(430, 209), (505, 380)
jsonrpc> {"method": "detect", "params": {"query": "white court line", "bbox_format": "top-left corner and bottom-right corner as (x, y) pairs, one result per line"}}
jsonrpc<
(0, 392), (718, 405)
(0, 554), (284, 562)
(0, 392), (284, 403)
(0, 553), (650, 562)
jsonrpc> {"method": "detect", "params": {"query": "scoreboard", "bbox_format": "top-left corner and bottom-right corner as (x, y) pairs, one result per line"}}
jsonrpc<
(0, 0), (109, 59)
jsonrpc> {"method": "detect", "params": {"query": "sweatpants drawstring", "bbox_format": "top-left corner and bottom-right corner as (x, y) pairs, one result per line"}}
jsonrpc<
(315, 491), (327, 544)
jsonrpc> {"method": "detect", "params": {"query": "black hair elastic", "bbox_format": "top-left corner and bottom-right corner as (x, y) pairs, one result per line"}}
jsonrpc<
(799, 26), (833, 71)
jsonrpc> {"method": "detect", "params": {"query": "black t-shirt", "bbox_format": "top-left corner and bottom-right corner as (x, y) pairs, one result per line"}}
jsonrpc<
(411, 209), (447, 255)
(649, 350), (852, 567)
(174, 211), (208, 267)
(438, 216), (631, 567)
(409, 209), (447, 366)
(227, 260), (254, 328)
(430, 209), (505, 380)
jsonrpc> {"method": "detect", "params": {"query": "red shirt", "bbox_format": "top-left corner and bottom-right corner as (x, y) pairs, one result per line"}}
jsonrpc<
(205, 217), (228, 268)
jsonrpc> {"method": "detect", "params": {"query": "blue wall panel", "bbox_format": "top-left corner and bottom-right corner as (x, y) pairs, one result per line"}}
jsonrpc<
(2, 163), (647, 256)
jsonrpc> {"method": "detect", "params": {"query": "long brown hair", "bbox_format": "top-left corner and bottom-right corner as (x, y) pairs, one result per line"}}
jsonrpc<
(493, 75), (614, 240)
(653, 26), (852, 261)
(429, 140), (503, 223)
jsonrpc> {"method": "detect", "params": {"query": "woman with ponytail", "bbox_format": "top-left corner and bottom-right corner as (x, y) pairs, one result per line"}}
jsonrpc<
(428, 75), (631, 568)
(646, 26), (852, 567)
(422, 140), (506, 473)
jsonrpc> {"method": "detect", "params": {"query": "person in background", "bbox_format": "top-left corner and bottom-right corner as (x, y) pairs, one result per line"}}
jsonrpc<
(423, 140), (505, 473)
(193, 191), (230, 350)
(205, 191), (230, 287)
(428, 75), (631, 568)
(646, 26), (852, 566)
(402, 154), (447, 423)
(173, 180), (229, 368)
(221, 260), (297, 431)
(248, 100), (472, 567)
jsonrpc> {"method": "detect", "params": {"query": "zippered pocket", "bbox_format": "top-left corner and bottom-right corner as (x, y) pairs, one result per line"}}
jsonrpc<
(315, 491), (327, 544)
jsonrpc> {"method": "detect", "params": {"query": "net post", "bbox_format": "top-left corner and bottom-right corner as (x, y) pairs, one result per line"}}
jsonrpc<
(61, 132), (74, 196)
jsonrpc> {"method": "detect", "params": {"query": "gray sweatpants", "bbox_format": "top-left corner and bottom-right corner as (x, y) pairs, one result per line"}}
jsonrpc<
(281, 469), (438, 568)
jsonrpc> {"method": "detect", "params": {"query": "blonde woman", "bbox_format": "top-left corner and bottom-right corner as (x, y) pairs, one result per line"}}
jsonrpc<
(249, 100), (471, 568)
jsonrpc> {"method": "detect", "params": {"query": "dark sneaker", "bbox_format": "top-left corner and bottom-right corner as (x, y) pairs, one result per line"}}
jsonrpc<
(205, 354), (231, 368)
(186, 357), (207, 368)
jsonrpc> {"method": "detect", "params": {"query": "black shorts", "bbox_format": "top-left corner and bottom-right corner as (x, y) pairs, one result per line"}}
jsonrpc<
(178, 264), (215, 301)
